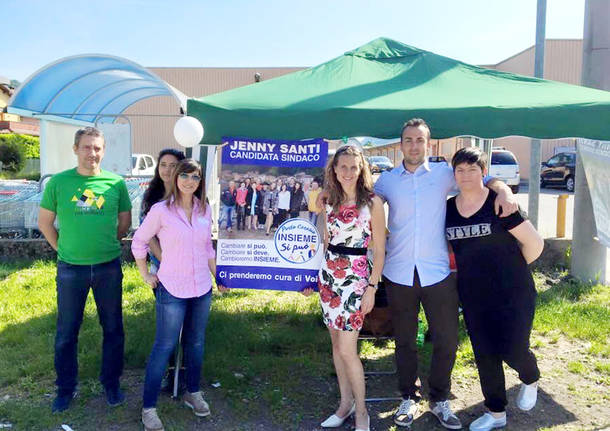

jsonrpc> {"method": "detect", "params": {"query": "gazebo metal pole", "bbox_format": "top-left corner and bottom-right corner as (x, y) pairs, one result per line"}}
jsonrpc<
(172, 327), (183, 399)
(528, 0), (546, 229)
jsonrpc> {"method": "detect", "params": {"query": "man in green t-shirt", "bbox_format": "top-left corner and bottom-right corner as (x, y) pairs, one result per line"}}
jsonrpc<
(38, 126), (132, 413)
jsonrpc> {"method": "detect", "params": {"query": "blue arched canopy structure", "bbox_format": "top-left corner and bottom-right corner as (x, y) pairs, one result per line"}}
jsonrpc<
(8, 54), (186, 124)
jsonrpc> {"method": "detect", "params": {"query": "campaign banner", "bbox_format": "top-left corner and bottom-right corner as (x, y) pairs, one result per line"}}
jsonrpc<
(221, 137), (328, 168)
(217, 136), (327, 291)
(577, 139), (610, 248)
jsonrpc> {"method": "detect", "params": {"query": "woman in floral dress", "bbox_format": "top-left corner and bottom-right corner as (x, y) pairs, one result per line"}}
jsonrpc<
(311, 144), (386, 431)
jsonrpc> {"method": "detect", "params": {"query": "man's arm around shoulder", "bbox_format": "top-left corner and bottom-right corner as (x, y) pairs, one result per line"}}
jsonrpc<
(486, 178), (518, 217)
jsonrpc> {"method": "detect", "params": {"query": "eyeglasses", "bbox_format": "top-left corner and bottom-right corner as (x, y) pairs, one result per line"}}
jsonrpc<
(178, 173), (202, 182)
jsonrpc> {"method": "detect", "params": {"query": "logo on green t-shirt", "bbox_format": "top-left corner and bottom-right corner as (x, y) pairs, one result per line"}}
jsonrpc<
(72, 188), (106, 214)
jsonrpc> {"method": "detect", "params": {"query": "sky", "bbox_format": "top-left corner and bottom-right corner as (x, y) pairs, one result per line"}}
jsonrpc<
(2, 0), (585, 82)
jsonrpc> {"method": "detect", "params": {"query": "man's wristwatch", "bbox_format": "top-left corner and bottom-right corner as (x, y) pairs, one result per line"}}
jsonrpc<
(368, 282), (378, 290)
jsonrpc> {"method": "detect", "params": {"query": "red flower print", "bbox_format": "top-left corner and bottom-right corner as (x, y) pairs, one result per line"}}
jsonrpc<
(337, 207), (358, 224)
(334, 315), (345, 330)
(320, 284), (333, 303)
(349, 310), (364, 330)
(351, 256), (369, 278)
(326, 259), (337, 270)
(335, 257), (350, 270)
(333, 269), (347, 279)
(330, 294), (342, 309)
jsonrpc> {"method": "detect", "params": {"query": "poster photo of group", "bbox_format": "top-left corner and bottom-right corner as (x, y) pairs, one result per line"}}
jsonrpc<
(215, 137), (328, 291)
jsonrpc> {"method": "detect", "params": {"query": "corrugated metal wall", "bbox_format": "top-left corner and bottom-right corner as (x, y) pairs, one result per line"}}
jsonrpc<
(488, 40), (582, 179)
(125, 67), (304, 156)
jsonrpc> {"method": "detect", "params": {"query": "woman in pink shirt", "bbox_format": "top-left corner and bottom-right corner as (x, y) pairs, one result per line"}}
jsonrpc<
(235, 181), (248, 230)
(132, 159), (225, 431)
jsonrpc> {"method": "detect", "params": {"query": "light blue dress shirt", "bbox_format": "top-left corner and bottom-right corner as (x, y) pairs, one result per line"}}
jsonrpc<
(374, 161), (455, 287)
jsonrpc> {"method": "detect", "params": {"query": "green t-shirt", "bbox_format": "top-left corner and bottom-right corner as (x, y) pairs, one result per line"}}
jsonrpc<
(40, 168), (132, 265)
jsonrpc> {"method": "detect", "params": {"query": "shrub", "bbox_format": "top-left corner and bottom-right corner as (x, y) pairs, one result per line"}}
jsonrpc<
(0, 134), (40, 159)
(0, 140), (26, 173)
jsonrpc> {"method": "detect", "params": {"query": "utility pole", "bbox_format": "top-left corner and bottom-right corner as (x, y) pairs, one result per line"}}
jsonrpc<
(527, 0), (546, 228)
(572, 0), (609, 284)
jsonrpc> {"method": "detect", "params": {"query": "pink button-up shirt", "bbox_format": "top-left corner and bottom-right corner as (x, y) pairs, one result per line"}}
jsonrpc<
(131, 198), (215, 298)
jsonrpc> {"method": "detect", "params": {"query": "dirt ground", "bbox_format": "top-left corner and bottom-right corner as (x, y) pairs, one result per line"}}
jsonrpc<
(36, 335), (608, 431)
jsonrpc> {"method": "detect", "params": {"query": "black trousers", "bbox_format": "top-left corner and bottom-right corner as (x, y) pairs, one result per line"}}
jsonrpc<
(385, 270), (459, 402)
(464, 298), (540, 412)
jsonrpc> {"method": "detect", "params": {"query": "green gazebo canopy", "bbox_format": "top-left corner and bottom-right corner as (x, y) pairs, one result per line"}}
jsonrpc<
(187, 37), (610, 144)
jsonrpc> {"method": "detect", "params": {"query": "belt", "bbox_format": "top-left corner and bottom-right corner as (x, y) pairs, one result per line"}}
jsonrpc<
(327, 244), (367, 256)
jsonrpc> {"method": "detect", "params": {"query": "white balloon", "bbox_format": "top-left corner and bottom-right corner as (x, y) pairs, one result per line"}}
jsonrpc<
(173, 116), (204, 148)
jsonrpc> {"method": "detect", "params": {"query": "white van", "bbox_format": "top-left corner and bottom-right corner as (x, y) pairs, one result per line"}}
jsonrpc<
(489, 149), (520, 194)
(131, 153), (156, 176)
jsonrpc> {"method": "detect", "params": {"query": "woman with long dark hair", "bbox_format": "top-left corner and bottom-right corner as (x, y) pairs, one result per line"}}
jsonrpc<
(132, 159), (226, 431)
(141, 149), (185, 273)
(277, 183), (291, 225)
(289, 181), (305, 219)
(245, 181), (260, 230)
(306, 145), (386, 431)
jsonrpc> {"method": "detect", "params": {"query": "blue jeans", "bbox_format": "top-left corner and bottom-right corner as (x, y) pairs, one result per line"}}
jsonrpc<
(55, 258), (124, 395)
(142, 284), (212, 408)
(221, 204), (234, 229)
(309, 212), (319, 226)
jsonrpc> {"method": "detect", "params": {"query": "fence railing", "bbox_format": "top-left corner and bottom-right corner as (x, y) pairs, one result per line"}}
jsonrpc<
(0, 177), (151, 239)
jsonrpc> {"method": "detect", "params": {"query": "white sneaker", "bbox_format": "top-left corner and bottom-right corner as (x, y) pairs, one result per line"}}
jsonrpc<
(469, 412), (506, 431)
(430, 400), (462, 429)
(516, 382), (538, 411)
(142, 408), (164, 431)
(393, 398), (419, 427)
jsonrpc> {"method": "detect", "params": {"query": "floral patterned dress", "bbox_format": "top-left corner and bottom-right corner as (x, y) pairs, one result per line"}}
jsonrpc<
(318, 203), (372, 331)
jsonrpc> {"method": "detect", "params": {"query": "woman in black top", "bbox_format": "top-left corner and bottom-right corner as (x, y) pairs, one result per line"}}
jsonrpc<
(445, 147), (544, 431)
(245, 181), (260, 230)
(289, 181), (304, 219)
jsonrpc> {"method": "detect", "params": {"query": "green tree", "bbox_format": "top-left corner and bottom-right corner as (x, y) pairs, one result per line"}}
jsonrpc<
(0, 134), (39, 159)
(0, 141), (26, 173)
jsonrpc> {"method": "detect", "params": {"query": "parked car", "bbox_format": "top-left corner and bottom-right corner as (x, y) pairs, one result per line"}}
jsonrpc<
(489, 149), (520, 194)
(540, 152), (576, 192)
(367, 156), (394, 173)
(428, 155), (447, 164)
(131, 153), (156, 176)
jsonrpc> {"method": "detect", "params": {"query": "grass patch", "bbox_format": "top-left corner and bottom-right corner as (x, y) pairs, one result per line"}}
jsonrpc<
(534, 273), (610, 345)
(0, 263), (608, 429)
(566, 361), (586, 375)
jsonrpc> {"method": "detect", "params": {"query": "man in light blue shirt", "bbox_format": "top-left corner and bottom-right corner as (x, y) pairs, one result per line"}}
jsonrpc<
(374, 118), (517, 429)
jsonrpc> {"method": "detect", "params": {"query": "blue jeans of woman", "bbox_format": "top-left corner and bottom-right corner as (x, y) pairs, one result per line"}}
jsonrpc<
(142, 284), (212, 408)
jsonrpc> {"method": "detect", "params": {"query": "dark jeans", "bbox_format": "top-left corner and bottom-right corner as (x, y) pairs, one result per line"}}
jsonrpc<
(55, 258), (124, 395)
(385, 270), (459, 402)
(236, 205), (246, 230)
(142, 284), (212, 408)
(278, 209), (289, 225)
